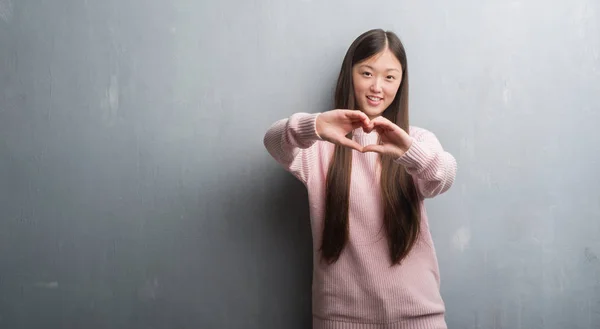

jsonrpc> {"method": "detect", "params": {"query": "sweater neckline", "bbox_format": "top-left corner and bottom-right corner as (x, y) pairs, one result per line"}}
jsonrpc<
(352, 127), (379, 144)
(352, 127), (377, 136)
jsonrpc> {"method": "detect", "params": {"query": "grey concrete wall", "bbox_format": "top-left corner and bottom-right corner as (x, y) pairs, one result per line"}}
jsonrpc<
(1, 0), (599, 328)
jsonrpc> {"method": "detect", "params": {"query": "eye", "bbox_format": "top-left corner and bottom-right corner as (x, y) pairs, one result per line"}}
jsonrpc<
(362, 72), (372, 77)
(387, 75), (396, 80)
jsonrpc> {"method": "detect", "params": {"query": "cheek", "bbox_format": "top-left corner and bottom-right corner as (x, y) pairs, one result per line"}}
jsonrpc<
(354, 80), (369, 95)
(384, 84), (399, 100)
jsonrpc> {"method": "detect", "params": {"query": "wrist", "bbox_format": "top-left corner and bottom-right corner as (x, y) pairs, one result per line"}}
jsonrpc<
(394, 138), (413, 159)
(315, 113), (323, 139)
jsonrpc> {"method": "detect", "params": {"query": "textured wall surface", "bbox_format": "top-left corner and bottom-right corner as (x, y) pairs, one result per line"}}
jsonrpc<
(1, 0), (599, 328)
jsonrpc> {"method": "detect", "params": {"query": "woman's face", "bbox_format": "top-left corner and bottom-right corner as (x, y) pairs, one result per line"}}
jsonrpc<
(352, 47), (403, 119)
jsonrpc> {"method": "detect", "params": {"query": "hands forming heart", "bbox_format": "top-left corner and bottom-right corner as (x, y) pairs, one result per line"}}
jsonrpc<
(315, 109), (413, 158)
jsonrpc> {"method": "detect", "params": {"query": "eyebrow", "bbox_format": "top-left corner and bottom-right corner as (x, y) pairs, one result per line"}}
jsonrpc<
(359, 64), (401, 73)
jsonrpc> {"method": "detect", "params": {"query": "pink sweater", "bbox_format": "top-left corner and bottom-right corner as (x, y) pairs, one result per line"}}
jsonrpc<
(263, 112), (457, 329)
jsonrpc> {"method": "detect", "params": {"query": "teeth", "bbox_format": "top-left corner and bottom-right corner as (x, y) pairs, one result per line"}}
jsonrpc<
(367, 96), (381, 101)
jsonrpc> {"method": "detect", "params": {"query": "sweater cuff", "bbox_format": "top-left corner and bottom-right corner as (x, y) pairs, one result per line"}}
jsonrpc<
(394, 138), (431, 169)
(293, 112), (323, 142)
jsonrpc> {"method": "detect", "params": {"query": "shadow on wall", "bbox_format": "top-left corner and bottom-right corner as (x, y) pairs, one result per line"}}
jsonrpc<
(257, 168), (314, 326)
(221, 160), (315, 327)
(122, 162), (314, 328)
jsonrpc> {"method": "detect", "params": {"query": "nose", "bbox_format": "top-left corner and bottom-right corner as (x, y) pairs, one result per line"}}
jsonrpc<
(370, 79), (382, 93)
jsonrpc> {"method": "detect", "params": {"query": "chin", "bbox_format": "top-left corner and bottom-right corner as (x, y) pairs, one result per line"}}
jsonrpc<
(360, 106), (385, 118)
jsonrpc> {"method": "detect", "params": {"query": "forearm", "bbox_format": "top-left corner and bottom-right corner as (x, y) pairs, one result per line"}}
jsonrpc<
(263, 112), (321, 182)
(394, 130), (457, 198)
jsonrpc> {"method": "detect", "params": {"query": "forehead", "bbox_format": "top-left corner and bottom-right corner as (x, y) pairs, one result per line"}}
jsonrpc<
(356, 48), (402, 71)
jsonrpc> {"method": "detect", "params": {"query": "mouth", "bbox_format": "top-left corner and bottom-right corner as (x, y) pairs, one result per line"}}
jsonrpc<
(366, 95), (383, 106)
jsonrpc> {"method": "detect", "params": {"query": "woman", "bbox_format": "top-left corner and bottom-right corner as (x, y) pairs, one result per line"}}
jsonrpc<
(263, 28), (457, 329)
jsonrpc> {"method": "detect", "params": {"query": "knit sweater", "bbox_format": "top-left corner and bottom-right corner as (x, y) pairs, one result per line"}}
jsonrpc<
(263, 112), (457, 329)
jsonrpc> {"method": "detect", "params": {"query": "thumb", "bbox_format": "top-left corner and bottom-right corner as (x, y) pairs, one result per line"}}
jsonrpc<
(361, 144), (385, 154)
(337, 137), (364, 153)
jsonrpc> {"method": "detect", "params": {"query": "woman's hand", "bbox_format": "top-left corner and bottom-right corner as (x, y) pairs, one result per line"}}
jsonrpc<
(316, 110), (370, 152)
(362, 116), (413, 158)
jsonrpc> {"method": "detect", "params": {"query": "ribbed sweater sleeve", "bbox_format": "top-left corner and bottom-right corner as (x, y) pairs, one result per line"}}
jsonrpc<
(395, 128), (457, 198)
(263, 112), (322, 184)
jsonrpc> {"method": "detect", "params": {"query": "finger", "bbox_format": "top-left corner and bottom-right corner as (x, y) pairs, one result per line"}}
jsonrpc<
(371, 116), (392, 123)
(351, 121), (365, 130)
(346, 113), (370, 131)
(363, 121), (375, 133)
(363, 122), (384, 135)
(362, 144), (385, 154)
(344, 110), (369, 123)
(374, 125), (387, 135)
(370, 116), (397, 130)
